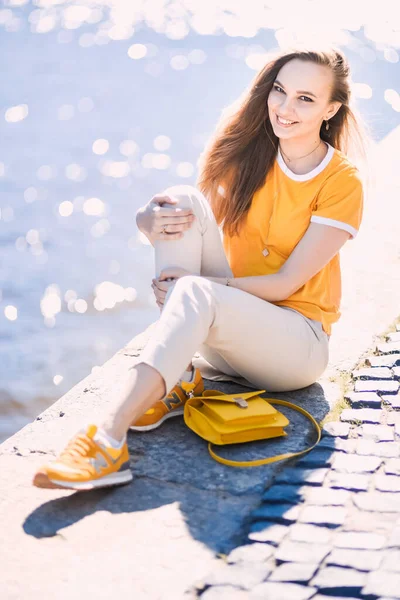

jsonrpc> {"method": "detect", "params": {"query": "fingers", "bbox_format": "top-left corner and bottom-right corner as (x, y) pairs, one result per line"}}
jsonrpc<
(159, 221), (194, 234)
(152, 220), (195, 240)
(151, 194), (178, 205)
(159, 215), (196, 226)
(152, 278), (176, 307)
(152, 278), (172, 292)
(150, 194), (189, 211)
(152, 285), (166, 304)
(148, 195), (196, 242)
(153, 206), (195, 218)
(150, 207), (195, 240)
(155, 232), (183, 241)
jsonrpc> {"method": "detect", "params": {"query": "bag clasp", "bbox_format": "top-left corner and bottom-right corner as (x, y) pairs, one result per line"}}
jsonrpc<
(234, 396), (248, 408)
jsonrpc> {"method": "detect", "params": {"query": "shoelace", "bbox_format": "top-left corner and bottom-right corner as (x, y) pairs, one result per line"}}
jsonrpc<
(59, 433), (97, 463)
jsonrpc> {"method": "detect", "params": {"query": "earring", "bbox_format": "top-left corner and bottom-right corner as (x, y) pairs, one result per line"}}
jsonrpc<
(325, 120), (330, 131)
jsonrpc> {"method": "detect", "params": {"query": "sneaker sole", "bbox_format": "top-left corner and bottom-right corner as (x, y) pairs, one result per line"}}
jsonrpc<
(32, 469), (133, 491)
(129, 407), (184, 431)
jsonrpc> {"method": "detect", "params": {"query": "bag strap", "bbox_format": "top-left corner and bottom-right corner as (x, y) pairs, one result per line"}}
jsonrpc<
(207, 398), (321, 467)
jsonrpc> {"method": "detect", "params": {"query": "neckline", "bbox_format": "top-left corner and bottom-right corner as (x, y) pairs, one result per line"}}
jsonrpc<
(277, 142), (334, 182)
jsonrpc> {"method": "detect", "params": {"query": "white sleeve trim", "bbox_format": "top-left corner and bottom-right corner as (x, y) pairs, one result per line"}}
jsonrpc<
(311, 215), (358, 239)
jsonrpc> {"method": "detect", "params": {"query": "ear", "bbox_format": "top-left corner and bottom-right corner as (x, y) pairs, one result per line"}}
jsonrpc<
(325, 101), (342, 121)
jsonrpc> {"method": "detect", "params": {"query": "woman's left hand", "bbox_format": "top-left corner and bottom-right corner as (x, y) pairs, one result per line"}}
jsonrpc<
(159, 267), (193, 281)
(152, 267), (194, 308)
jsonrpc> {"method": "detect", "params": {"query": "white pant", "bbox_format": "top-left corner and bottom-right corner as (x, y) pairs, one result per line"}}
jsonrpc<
(139, 185), (329, 394)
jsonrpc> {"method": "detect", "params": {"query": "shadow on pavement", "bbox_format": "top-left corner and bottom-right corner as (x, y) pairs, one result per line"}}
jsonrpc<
(23, 380), (331, 555)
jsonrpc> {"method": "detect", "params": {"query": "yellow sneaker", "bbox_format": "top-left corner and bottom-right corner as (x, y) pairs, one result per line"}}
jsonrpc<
(129, 367), (204, 431)
(32, 424), (132, 491)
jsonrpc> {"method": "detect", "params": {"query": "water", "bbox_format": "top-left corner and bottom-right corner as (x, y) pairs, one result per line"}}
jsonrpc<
(1, 1), (399, 442)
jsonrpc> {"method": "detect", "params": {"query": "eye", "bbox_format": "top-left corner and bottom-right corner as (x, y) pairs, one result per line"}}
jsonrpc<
(273, 85), (283, 93)
(300, 96), (313, 102)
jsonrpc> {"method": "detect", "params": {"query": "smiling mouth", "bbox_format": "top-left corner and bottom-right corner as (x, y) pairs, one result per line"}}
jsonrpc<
(276, 115), (298, 126)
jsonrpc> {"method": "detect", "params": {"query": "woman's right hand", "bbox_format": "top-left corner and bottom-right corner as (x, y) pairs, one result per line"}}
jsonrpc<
(136, 193), (196, 242)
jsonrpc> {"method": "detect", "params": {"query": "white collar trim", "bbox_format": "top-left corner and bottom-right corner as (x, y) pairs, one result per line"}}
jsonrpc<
(277, 142), (334, 181)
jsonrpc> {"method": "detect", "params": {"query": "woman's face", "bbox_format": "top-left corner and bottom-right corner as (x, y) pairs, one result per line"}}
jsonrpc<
(267, 58), (340, 141)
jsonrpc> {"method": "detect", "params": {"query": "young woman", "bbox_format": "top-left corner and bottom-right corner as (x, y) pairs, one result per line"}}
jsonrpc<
(33, 46), (368, 490)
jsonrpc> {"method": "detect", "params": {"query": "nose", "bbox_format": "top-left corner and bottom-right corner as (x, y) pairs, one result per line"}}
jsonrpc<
(278, 96), (296, 118)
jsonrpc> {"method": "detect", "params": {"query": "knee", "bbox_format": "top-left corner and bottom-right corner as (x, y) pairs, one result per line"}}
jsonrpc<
(165, 275), (217, 320)
(173, 275), (209, 293)
(168, 275), (213, 302)
(162, 184), (209, 221)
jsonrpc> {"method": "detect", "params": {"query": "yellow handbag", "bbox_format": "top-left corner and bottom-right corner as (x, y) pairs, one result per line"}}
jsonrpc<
(181, 384), (321, 467)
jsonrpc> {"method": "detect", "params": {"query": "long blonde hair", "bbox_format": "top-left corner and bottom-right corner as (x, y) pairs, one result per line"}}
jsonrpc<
(196, 46), (372, 237)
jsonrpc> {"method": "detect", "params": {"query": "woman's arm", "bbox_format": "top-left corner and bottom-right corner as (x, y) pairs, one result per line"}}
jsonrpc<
(206, 222), (351, 301)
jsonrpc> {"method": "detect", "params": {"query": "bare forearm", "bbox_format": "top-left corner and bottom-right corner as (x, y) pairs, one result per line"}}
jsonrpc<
(204, 272), (290, 302)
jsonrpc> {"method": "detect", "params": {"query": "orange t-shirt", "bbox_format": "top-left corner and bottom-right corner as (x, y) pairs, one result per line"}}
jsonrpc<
(222, 143), (364, 336)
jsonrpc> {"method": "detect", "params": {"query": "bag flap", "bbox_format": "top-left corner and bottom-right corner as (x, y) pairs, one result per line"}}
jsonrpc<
(197, 390), (288, 427)
(201, 389), (266, 406)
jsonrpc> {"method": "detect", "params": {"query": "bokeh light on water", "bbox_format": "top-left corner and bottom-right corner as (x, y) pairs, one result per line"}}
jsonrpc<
(1, 0), (400, 441)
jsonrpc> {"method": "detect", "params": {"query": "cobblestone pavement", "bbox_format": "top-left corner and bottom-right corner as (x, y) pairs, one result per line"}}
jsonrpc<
(193, 323), (400, 600)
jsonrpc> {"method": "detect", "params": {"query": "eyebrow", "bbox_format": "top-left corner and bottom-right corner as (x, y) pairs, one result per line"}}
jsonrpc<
(274, 79), (318, 99)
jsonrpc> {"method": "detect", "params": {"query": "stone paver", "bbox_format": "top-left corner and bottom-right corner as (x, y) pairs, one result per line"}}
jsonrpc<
(361, 424), (395, 441)
(327, 472), (370, 491)
(319, 437), (357, 452)
(333, 531), (387, 549)
(383, 393), (400, 408)
(250, 582), (317, 600)
(250, 503), (301, 524)
(227, 543), (274, 564)
(377, 341), (400, 354)
(321, 422), (350, 437)
(326, 548), (382, 571)
(262, 484), (305, 504)
(353, 492), (400, 512)
(331, 453), (382, 472)
(387, 526), (400, 547)
(363, 570), (400, 598)
(352, 367), (393, 379)
(297, 506), (347, 527)
(269, 562), (318, 582)
(366, 353), (400, 367)
(312, 597), (361, 600)
(354, 379), (399, 393)
(385, 458), (400, 474)
(375, 473), (400, 492)
(274, 540), (331, 564)
(202, 562), (271, 590)
(248, 522), (289, 545)
(274, 468), (329, 486)
(303, 487), (350, 505)
(356, 439), (399, 457)
(381, 549), (400, 572)
(388, 332), (400, 343)
(288, 523), (333, 544)
(292, 449), (336, 469)
(340, 408), (382, 423)
(345, 391), (382, 408)
(201, 587), (249, 600)
(310, 566), (367, 591)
